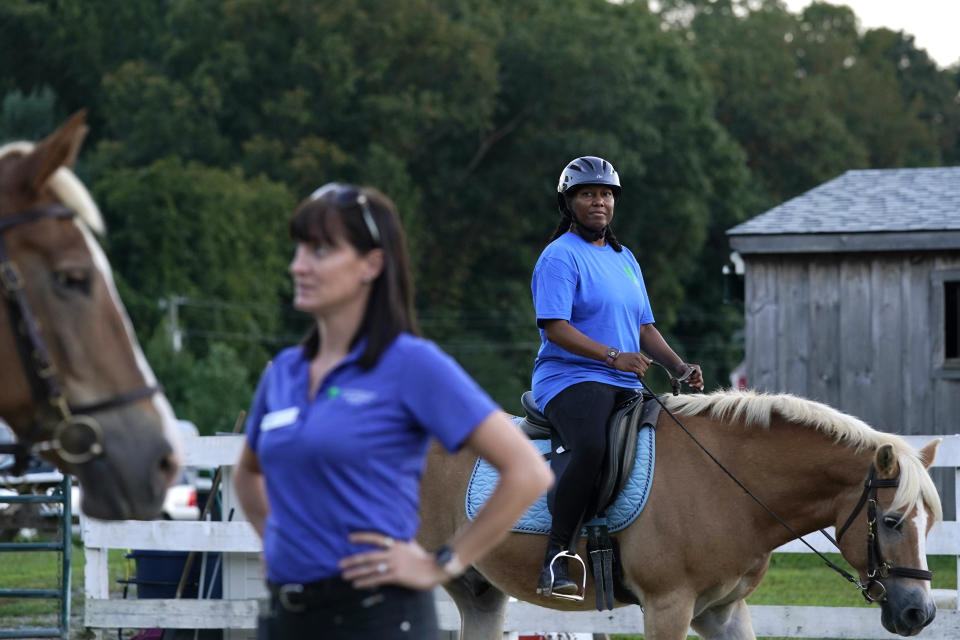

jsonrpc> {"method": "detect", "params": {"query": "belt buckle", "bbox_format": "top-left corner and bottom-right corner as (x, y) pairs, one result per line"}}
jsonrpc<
(278, 583), (306, 613)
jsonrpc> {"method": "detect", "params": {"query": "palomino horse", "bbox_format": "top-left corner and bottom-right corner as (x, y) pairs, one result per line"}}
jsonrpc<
(419, 389), (942, 639)
(0, 111), (181, 519)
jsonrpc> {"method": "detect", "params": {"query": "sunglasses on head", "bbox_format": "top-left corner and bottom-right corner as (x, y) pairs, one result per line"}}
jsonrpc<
(310, 183), (381, 247)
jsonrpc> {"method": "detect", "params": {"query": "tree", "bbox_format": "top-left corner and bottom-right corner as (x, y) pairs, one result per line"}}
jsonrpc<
(93, 157), (297, 383)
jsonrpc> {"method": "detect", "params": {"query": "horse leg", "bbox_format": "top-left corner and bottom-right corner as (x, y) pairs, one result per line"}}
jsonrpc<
(442, 567), (509, 640)
(691, 599), (756, 640)
(642, 595), (696, 640)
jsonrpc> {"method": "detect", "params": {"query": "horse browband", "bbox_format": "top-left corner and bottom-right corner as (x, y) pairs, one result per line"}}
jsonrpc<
(0, 203), (158, 472)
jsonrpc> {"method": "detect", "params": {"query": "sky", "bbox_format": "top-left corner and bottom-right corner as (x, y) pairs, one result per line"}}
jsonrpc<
(782, 0), (960, 69)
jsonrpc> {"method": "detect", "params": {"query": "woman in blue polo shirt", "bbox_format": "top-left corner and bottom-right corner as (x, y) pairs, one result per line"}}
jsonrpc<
(233, 184), (552, 639)
(531, 156), (704, 597)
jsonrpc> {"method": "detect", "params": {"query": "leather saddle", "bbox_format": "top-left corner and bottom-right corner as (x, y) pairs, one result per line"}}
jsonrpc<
(518, 390), (660, 517)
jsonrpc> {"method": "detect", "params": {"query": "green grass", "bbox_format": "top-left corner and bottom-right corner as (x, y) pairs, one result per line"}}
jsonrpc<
(748, 553), (956, 606)
(0, 534), (130, 628)
(610, 553), (957, 640)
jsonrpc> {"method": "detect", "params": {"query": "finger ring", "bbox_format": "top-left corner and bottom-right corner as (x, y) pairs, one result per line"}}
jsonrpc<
(382, 537), (394, 548)
(376, 562), (388, 574)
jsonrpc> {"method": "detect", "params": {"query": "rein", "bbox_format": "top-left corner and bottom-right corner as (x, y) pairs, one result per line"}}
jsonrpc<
(0, 203), (159, 472)
(647, 365), (932, 603)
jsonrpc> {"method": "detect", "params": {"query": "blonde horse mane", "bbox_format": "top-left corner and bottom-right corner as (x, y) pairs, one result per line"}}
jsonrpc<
(664, 389), (943, 522)
(0, 141), (104, 234)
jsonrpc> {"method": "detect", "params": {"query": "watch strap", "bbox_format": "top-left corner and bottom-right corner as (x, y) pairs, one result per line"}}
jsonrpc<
(434, 544), (465, 578)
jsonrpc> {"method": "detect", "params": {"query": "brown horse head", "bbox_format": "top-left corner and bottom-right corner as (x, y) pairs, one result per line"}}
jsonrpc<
(0, 111), (182, 519)
(832, 439), (941, 635)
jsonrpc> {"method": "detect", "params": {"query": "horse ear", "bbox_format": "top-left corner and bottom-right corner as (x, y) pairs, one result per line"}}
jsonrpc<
(874, 443), (899, 478)
(917, 439), (941, 470)
(19, 110), (89, 194)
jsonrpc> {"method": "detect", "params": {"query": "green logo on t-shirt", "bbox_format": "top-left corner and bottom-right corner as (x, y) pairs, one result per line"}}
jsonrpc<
(327, 386), (340, 399)
(623, 265), (639, 284)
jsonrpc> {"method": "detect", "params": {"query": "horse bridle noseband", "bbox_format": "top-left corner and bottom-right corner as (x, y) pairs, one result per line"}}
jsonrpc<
(0, 203), (158, 472)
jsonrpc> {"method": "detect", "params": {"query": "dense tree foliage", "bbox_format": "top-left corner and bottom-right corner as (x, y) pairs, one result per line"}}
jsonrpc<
(2, 0), (957, 427)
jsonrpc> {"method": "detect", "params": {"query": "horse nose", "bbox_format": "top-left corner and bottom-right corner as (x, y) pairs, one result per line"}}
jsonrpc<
(902, 601), (935, 632)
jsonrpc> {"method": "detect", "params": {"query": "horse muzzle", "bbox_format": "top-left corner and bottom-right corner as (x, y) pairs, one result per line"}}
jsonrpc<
(880, 584), (936, 636)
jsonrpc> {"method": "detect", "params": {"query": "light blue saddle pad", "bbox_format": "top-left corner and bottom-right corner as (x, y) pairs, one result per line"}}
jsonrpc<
(465, 418), (655, 535)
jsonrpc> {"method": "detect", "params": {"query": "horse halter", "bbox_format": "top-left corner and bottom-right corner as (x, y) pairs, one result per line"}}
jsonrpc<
(0, 203), (159, 472)
(831, 465), (934, 603)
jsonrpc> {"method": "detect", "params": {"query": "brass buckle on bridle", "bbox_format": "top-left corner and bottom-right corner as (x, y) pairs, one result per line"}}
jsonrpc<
(32, 415), (105, 464)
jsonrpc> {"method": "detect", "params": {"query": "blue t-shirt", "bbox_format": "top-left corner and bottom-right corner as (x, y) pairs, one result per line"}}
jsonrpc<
(245, 333), (497, 583)
(531, 232), (655, 410)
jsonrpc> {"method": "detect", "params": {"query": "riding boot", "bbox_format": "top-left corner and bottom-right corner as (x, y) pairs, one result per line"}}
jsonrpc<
(536, 541), (578, 596)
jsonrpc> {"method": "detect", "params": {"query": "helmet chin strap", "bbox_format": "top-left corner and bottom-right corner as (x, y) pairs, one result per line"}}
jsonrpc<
(569, 213), (606, 243)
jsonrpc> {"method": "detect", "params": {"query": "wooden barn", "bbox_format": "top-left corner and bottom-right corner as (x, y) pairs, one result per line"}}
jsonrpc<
(727, 166), (960, 515)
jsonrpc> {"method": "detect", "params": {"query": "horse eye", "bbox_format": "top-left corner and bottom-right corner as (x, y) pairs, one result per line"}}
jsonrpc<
(882, 515), (904, 530)
(54, 268), (92, 295)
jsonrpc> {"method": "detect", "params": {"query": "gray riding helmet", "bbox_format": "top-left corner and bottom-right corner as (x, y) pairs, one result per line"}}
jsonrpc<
(556, 156), (621, 214)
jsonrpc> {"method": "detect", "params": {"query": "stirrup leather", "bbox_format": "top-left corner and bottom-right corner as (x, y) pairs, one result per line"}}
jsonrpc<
(538, 549), (586, 601)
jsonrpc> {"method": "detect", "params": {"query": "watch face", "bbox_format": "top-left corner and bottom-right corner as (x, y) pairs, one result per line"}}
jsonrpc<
(434, 545), (453, 566)
(607, 348), (619, 359)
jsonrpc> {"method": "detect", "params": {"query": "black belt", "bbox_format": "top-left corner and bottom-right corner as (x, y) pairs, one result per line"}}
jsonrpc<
(268, 578), (368, 613)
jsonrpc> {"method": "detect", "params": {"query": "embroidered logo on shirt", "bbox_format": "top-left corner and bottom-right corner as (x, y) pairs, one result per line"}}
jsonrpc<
(261, 407), (299, 431)
(341, 388), (377, 406)
(327, 386), (340, 399)
(622, 265), (639, 284)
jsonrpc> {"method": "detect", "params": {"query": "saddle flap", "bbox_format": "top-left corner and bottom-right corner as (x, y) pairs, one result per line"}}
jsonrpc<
(594, 395), (644, 512)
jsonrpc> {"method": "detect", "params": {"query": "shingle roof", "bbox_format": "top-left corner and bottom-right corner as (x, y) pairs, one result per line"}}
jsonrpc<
(726, 167), (960, 253)
(728, 167), (960, 235)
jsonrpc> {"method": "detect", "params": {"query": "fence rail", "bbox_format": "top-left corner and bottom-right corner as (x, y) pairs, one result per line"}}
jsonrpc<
(84, 433), (960, 638)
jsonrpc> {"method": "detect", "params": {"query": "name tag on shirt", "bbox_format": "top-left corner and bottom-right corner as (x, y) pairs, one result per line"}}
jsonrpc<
(261, 407), (299, 431)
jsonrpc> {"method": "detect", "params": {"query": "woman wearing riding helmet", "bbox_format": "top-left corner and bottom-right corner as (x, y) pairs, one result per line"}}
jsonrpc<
(530, 155), (704, 597)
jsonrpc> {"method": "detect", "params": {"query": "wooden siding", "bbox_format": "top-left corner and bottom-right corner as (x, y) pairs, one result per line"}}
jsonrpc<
(744, 252), (960, 433)
(743, 252), (960, 517)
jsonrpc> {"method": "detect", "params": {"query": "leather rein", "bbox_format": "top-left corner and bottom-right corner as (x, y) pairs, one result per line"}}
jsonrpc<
(0, 203), (158, 473)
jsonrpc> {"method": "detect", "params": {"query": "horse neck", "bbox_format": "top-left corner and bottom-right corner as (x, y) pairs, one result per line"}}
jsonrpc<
(727, 421), (874, 548)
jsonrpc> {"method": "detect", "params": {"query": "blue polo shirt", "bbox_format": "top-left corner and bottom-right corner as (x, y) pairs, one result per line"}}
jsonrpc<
(245, 333), (497, 584)
(531, 232), (654, 410)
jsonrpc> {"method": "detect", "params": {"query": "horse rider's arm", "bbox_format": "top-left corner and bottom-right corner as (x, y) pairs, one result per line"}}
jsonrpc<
(542, 318), (653, 378)
(452, 410), (554, 568)
(233, 443), (269, 539)
(638, 323), (704, 390)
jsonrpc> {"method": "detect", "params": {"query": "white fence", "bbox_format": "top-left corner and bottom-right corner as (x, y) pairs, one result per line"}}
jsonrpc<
(84, 434), (960, 638)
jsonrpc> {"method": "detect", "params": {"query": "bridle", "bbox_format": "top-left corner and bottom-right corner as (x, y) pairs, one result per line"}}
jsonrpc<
(0, 203), (158, 472)
(829, 465), (934, 602)
(644, 379), (934, 604)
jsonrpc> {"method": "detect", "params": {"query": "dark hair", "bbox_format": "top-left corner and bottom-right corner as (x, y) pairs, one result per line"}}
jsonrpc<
(547, 188), (624, 252)
(289, 185), (420, 368)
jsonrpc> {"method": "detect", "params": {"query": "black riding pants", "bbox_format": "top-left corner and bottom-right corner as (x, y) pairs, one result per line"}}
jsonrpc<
(543, 381), (635, 548)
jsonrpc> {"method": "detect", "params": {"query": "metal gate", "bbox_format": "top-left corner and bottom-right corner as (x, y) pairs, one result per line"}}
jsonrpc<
(0, 473), (72, 639)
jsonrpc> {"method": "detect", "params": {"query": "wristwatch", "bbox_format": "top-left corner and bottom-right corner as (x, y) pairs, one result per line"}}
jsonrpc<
(605, 347), (620, 367)
(434, 544), (465, 578)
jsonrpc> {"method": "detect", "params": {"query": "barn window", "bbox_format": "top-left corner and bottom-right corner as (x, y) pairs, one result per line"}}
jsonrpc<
(932, 270), (960, 377)
(947, 280), (959, 362)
